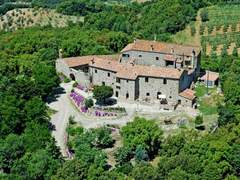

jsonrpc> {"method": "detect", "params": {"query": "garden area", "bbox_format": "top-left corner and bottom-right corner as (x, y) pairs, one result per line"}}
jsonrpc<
(194, 83), (224, 131)
(69, 83), (127, 119)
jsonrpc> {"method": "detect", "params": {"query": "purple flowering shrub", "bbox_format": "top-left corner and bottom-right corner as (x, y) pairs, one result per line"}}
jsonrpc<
(70, 91), (89, 113)
(70, 91), (121, 117)
(94, 110), (117, 117)
(77, 84), (85, 91)
(70, 92), (84, 106)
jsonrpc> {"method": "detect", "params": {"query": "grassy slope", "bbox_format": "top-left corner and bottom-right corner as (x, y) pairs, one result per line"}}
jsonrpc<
(172, 5), (240, 55)
(171, 10), (202, 46)
(0, 8), (84, 31)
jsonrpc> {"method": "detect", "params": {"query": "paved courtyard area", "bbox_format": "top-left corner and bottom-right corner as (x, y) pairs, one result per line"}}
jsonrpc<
(48, 82), (199, 156)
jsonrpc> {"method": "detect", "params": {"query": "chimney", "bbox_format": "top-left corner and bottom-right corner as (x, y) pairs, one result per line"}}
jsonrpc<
(59, 49), (63, 59)
(151, 44), (154, 51)
(134, 38), (137, 44)
(91, 58), (95, 64)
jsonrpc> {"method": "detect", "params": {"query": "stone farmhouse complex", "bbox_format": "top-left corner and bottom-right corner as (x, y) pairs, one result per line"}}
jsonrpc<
(56, 39), (201, 109)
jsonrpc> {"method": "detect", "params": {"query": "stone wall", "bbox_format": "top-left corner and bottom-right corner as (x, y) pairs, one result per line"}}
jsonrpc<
(89, 67), (116, 87)
(121, 50), (198, 69)
(117, 79), (136, 101)
(178, 96), (194, 107)
(138, 76), (180, 104)
(56, 59), (71, 77)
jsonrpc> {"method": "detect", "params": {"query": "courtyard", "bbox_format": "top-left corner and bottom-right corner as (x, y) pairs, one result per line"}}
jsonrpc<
(48, 81), (202, 156)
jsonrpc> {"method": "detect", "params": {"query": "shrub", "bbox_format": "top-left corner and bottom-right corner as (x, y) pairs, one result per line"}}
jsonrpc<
(195, 115), (205, 130)
(195, 115), (203, 125)
(223, 25), (228, 32)
(232, 47), (238, 57)
(93, 85), (113, 104)
(190, 23), (196, 36)
(200, 8), (209, 22)
(135, 145), (149, 162)
(114, 146), (133, 165)
(64, 77), (70, 83)
(199, 24), (205, 35)
(73, 82), (78, 87)
(69, 115), (75, 125)
(85, 98), (94, 108)
(91, 126), (114, 148)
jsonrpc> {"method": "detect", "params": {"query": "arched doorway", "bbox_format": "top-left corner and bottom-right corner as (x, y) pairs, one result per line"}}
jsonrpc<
(69, 73), (75, 81)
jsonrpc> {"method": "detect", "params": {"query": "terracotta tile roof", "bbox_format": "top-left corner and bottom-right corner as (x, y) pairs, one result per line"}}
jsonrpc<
(62, 55), (184, 80)
(200, 71), (219, 82)
(136, 65), (183, 79)
(121, 39), (201, 57)
(179, 89), (196, 100)
(89, 57), (121, 72)
(62, 54), (119, 68)
(116, 65), (139, 80)
(116, 64), (184, 80)
(64, 56), (93, 67)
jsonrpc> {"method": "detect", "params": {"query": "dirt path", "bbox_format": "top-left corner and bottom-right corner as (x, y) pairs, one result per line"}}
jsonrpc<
(194, 10), (202, 46)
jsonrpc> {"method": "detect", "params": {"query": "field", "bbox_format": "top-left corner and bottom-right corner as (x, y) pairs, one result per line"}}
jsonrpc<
(0, 8), (83, 31)
(172, 4), (240, 56)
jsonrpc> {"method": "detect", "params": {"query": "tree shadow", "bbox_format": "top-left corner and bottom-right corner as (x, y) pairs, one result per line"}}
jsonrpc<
(95, 97), (117, 107)
(49, 122), (56, 131)
(46, 86), (66, 103)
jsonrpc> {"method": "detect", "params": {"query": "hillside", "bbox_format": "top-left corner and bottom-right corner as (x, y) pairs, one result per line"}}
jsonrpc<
(0, 8), (83, 31)
(172, 4), (240, 56)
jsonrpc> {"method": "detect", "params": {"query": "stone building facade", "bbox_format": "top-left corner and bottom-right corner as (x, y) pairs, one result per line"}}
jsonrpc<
(56, 39), (201, 109)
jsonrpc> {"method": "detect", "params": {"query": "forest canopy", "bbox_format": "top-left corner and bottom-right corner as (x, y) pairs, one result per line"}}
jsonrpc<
(1, 0), (240, 179)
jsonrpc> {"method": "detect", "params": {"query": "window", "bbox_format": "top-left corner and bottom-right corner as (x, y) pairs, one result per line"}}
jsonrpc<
(139, 54), (142, 58)
(126, 80), (129, 83)
(163, 78), (167, 84)
(166, 60), (174, 66)
(157, 92), (162, 99)
(145, 77), (149, 82)
(126, 93), (129, 99)
(95, 69), (97, 73)
(185, 60), (191, 66)
(102, 82), (105, 86)
(108, 72), (110, 77)
(146, 92), (150, 96)
(115, 91), (119, 97)
(116, 86), (120, 89)
(122, 54), (130, 58)
(156, 57), (159, 60)
(169, 96), (172, 99)
(116, 78), (120, 83)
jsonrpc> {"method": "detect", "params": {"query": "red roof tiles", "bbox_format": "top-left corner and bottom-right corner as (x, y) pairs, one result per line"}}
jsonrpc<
(62, 55), (184, 80)
(179, 89), (196, 100)
(200, 71), (219, 82)
(121, 39), (201, 57)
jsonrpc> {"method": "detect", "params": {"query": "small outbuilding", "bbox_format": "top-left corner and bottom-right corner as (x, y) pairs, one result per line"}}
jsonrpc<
(178, 88), (196, 108)
(200, 71), (219, 88)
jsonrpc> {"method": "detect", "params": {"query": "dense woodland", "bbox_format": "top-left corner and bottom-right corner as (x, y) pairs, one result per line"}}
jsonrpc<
(0, 0), (240, 179)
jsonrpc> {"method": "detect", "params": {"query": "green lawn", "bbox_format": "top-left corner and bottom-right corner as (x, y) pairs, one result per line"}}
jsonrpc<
(195, 84), (223, 116)
(195, 84), (207, 97)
